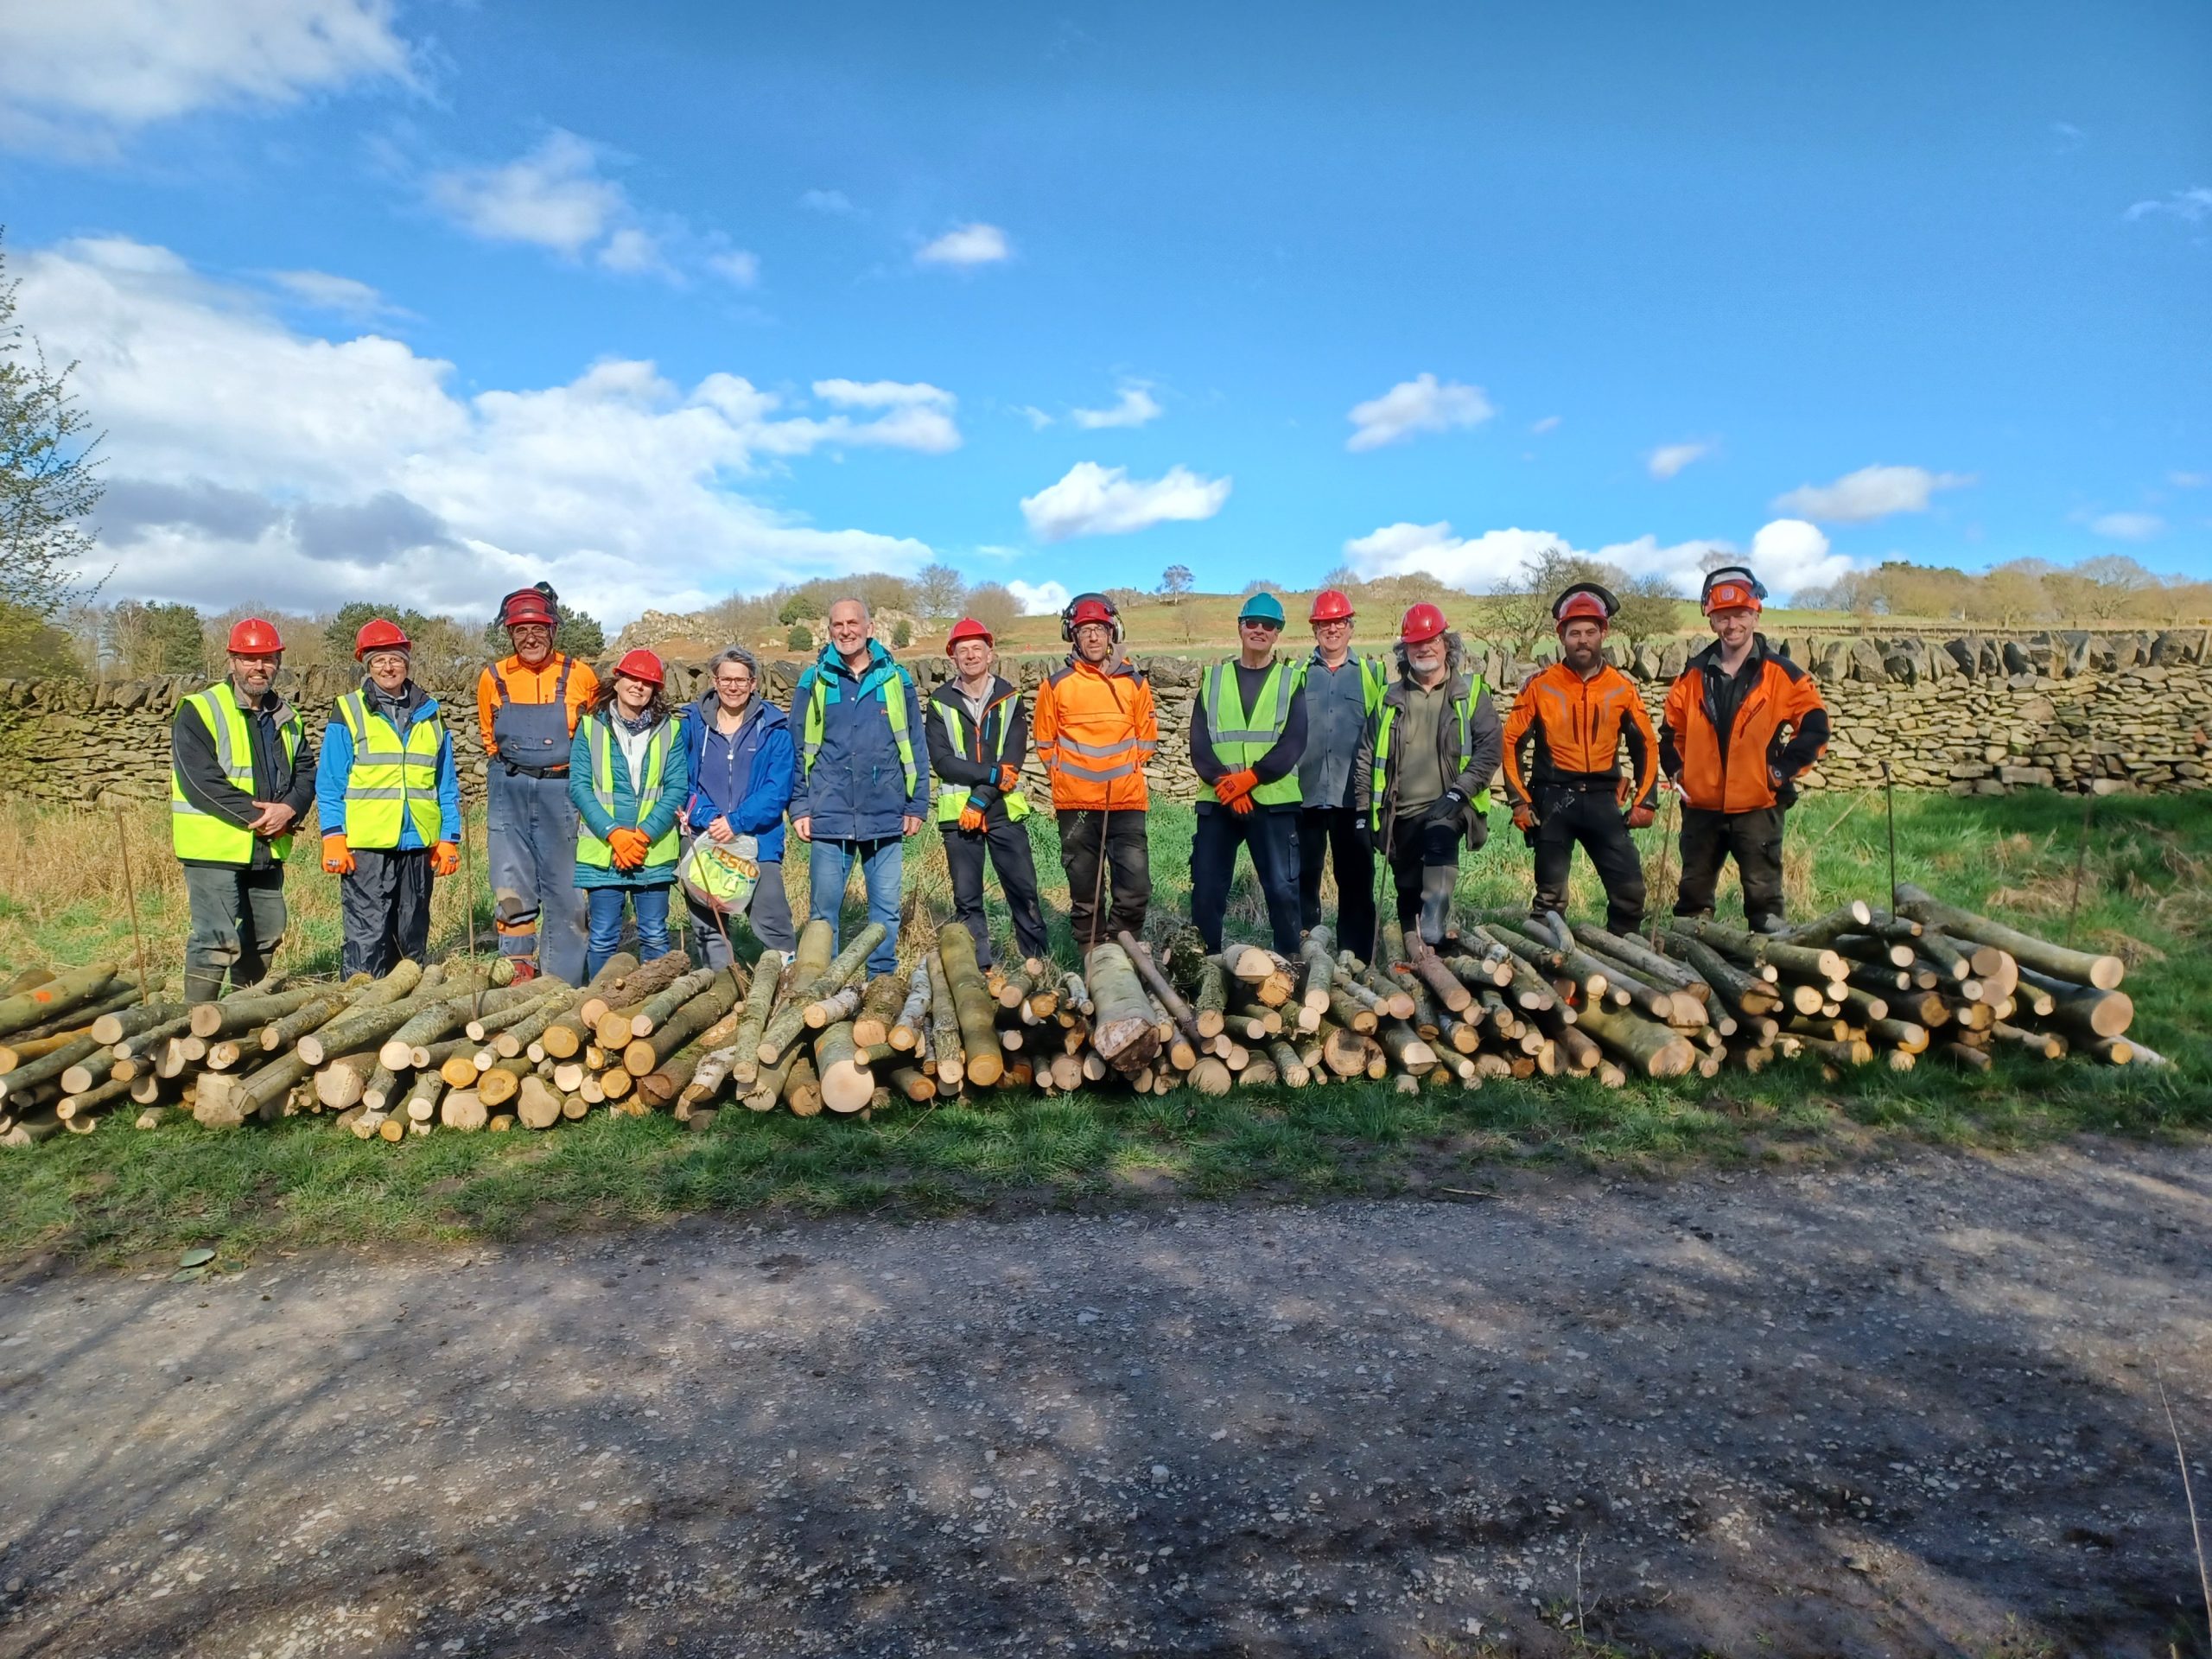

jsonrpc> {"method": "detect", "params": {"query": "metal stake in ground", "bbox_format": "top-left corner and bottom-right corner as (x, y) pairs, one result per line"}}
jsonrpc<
(113, 807), (152, 1004)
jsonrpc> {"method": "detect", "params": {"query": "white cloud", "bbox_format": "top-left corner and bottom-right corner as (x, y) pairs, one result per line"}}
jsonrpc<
(1020, 461), (1230, 543)
(1530, 416), (1561, 435)
(2170, 471), (2206, 488)
(429, 130), (627, 256)
(1343, 515), (1853, 604)
(813, 379), (955, 410)
(2124, 186), (2212, 225)
(1647, 441), (1714, 480)
(0, 0), (414, 155)
(1345, 373), (1495, 452)
(1770, 463), (1974, 523)
(1071, 384), (1163, 430)
(1014, 405), (1054, 430)
(916, 223), (1011, 268)
(265, 269), (405, 321)
(705, 249), (760, 288)
(800, 189), (855, 216)
(16, 237), (951, 625)
(596, 226), (671, 278)
(2088, 511), (2164, 541)
(1007, 579), (1071, 616)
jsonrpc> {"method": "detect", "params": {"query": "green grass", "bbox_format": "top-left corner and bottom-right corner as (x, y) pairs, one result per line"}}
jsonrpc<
(2, 791), (2206, 1266)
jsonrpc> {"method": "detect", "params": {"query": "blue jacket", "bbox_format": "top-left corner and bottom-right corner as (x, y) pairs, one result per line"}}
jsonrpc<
(786, 639), (931, 841)
(313, 683), (462, 850)
(679, 692), (795, 863)
(566, 709), (690, 890)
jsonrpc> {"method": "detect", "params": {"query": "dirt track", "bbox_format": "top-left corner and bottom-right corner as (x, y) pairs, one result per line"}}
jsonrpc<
(1, 1140), (2208, 1658)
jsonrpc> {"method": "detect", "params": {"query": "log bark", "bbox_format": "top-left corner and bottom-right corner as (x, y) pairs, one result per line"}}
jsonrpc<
(631, 968), (723, 1038)
(1779, 900), (1874, 947)
(889, 962), (931, 1050)
(852, 973), (907, 1049)
(1571, 1001), (1695, 1077)
(88, 1000), (186, 1048)
(2014, 969), (2132, 1040)
(1894, 884), (2122, 990)
(925, 949), (964, 1087)
(0, 964), (119, 1040)
(938, 920), (1004, 1085)
(189, 983), (326, 1040)
(623, 976), (743, 1076)
(1084, 944), (1160, 1074)
(1403, 950), (1472, 1014)
(757, 924), (885, 1064)
(1194, 959), (1230, 1038)
(0, 1036), (105, 1102)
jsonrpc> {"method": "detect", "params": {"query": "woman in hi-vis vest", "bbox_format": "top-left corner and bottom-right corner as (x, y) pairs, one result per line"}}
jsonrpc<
(568, 650), (690, 978)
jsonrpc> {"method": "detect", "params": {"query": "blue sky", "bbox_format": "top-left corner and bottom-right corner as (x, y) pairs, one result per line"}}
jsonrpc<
(2, 0), (2206, 625)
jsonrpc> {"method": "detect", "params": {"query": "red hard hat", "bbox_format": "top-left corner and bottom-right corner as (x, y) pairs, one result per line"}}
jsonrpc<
(1309, 588), (1355, 624)
(353, 618), (412, 660)
(226, 616), (284, 654)
(945, 616), (994, 649)
(1399, 602), (1447, 645)
(613, 648), (665, 687)
(1552, 583), (1616, 632)
(499, 588), (558, 629)
(1068, 597), (1116, 630)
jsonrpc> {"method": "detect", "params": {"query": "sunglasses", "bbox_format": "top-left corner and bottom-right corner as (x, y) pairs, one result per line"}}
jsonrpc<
(1240, 618), (1282, 632)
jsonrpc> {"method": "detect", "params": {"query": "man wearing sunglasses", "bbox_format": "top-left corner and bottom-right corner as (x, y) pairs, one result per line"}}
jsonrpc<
(1189, 591), (1308, 956)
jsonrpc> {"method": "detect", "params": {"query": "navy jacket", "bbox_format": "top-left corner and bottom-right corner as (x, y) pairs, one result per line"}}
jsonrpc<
(679, 692), (796, 863)
(786, 639), (931, 841)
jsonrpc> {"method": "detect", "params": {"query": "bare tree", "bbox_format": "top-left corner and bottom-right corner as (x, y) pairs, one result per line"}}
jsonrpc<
(1158, 564), (1194, 601)
(913, 562), (966, 620)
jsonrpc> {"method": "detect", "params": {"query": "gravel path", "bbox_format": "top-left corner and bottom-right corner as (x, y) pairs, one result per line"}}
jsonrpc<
(2, 1140), (2208, 1658)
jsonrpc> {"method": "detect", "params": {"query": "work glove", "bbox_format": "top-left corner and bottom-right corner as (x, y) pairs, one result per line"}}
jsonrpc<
(998, 765), (1020, 791)
(1510, 804), (1537, 834)
(958, 804), (988, 833)
(1624, 804), (1656, 830)
(430, 840), (461, 877)
(1214, 768), (1259, 806)
(607, 826), (651, 870)
(1428, 788), (1467, 827)
(1228, 792), (1255, 815)
(1352, 821), (1375, 855)
(321, 833), (354, 876)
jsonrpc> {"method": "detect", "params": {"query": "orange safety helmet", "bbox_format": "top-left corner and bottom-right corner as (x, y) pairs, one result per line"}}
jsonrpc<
(1399, 602), (1447, 645)
(498, 586), (559, 630)
(1552, 582), (1617, 633)
(613, 648), (665, 687)
(945, 616), (994, 650)
(226, 616), (285, 655)
(1700, 565), (1767, 616)
(1309, 588), (1355, 624)
(353, 618), (412, 660)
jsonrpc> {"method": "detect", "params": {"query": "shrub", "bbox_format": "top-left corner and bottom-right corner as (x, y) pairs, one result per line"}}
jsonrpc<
(891, 620), (912, 648)
(785, 624), (813, 652)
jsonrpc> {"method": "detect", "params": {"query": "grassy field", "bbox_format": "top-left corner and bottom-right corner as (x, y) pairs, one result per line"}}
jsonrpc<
(1, 788), (2205, 1265)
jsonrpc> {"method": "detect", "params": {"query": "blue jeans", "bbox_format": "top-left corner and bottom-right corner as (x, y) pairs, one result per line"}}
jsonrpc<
(585, 884), (672, 980)
(807, 836), (903, 976)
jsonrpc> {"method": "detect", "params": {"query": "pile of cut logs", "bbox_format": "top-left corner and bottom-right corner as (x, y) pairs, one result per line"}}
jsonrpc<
(0, 882), (2166, 1144)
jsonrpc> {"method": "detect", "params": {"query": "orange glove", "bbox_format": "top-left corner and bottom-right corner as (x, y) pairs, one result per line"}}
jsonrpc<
(1624, 804), (1656, 830)
(957, 804), (987, 832)
(321, 833), (354, 875)
(607, 827), (651, 869)
(1229, 792), (1255, 816)
(1214, 768), (1259, 806)
(998, 765), (1020, 791)
(1510, 804), (1537, 834)
(430, 840), (461, 877)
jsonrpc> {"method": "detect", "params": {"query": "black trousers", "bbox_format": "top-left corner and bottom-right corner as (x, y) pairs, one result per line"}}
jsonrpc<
(1381, 809), (1484, 931)
(1530, 786), (1646, 935)
(1058, 809), (1152, 952)
(944, 813), (1052, 967)
(1192, 807), (1302, 957)
(1297, 805), (1376, 959)
(1674, 805), (1787, 931)
(340, 846), (434, 979)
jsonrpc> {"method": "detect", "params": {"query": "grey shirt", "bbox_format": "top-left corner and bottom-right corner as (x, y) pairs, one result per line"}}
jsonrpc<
(1394, 681), (1451, 809)
(1296, 652), (1372, 810)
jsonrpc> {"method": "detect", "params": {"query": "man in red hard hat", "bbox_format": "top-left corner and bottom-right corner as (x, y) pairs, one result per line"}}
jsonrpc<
(1292, 588), (1386, 952)
(476, 582), (600, 982)
(315, 619), (463, 976)
(168, 617), (318, 1000)
(1661, 566), (1828, 933)
(1501, 583), (1660, 935)
(925, 618), (1049, 966)
(1354, 601), (1502, 951)
(1033, 593), (1158, 950)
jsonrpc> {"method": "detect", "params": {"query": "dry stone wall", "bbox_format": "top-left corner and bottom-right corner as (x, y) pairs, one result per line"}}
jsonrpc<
(1, 627), (2205, 813)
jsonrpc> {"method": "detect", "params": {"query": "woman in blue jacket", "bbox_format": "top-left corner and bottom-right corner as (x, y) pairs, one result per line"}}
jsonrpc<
(679, 645), (798, 967)
(569, 649), (689, 977)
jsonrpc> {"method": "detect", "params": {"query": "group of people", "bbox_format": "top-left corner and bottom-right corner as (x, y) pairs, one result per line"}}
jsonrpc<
(166, 566), (1826, 1002)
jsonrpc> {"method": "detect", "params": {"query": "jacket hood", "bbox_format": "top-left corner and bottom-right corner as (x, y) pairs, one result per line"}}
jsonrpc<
(688, 689), (788, 732)
(1389, 629), (1468, 681)
(816, 637), (896, 679)
(929, 674), (1015, 707)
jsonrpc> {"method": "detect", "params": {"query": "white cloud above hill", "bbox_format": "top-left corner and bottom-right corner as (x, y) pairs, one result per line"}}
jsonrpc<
(1343, 516), (1855, 602)
(1020, 462), (1231, 542)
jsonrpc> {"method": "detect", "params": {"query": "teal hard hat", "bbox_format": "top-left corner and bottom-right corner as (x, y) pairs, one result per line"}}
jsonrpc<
(1237, 591), (1287, 626)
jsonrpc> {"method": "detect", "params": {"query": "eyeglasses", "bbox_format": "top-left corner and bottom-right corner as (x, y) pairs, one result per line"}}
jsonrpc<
(1240, 619), (1282, 632)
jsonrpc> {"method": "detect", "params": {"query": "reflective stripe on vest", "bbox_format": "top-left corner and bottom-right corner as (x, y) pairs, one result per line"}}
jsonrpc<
(1369, 676), (1492, 830)
(335, 692), (443, 849)
(170, 683), (302, 865)
(801, 664), (919, 801)
(931, 697), (1031, 823)
(1205, 659), (1300, 807)
(575, 715), (681, 870)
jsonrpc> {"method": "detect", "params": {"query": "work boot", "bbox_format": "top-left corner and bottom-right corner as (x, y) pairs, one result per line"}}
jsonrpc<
(183, 969), (226, 1005)
(1417, 865), (1457, 946)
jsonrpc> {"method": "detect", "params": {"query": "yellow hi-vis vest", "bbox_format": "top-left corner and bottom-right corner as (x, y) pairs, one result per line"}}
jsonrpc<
(1369, 676), (1492, 832)
(799, 658), (919, 799)
(334, 690), (443, 849)
(1204, 658), (1300, 808)
(931, 692), (1032, 823)
(171, 682), (302, 865)
(575, 713), (681, 870)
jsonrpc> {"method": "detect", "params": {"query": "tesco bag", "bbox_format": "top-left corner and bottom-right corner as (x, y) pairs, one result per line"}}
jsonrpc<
(677, 836), (760, 916)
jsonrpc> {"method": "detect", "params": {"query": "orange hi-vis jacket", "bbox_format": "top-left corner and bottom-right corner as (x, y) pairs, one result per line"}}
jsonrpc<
(1660, 638), (1829, 814)
(1032, 654), (1159, 811)
(1502, 660), (1659, 811)
(475, 652), (600, 758)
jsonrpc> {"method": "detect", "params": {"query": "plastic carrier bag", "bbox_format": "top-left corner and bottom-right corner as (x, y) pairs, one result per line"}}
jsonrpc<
(677, 836), (760, 916)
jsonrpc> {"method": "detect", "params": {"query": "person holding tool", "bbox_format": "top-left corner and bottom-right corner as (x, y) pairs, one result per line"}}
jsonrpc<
(1189, 591), (1307, 956)
(677, 645), (798, 969)
(925, 616), (1052, 968)
(1501, 582), (1660, 936)
(1292, 588), (1386, 955)
(1354, 602), (1503, 952)
(1032, 593), (1157, 951)
(1660, 564), (1829, 933)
